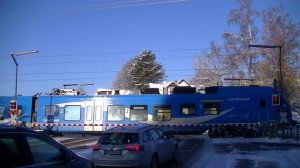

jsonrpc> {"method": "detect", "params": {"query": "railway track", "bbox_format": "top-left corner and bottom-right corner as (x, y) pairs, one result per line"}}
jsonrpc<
(54, 135), (99, 149)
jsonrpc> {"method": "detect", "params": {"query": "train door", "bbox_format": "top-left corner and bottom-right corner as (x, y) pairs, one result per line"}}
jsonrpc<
(94, 105), (103, 131)
(258, 98), (268, 122)
(84, 101), (94, 131)
(84, 101), (104, 132)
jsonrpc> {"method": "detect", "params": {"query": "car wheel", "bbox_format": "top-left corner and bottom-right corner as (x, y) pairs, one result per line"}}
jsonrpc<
(149, 155), (159, 168)
(172, 146), (179, 162)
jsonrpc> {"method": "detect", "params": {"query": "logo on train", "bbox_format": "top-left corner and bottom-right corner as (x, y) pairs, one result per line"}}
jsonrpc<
(227, 97), (250, 102)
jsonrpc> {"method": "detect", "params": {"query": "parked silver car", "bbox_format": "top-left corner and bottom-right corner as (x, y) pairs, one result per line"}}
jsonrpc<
(92, 125), (178, 168)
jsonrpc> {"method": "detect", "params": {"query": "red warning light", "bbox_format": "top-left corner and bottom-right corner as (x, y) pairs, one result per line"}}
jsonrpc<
(272, 94), (280, 106)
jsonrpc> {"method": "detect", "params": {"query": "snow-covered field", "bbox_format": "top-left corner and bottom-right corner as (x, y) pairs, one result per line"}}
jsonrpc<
(292, 112), (300, 123)
(190, 137), (300, 168)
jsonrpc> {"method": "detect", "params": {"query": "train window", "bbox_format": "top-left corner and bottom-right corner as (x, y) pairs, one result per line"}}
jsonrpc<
(45, 105), (59, 116)
(107, 105), (125, 121)
(95, 105), (102, 121)
(260, 99), (266, 108)
(130, 105), (148, 121)
(153, 105), (171, 121)
(0, 105), (4, 120)
(64, 105), (81, 121)
(203, 103), (220, 115)
(86, 105), (93, 121)
(181, 104), (196, 115)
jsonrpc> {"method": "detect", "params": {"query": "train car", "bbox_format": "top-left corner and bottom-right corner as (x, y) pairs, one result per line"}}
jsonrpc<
(0, 96), (36, 126)
(100, 86), (292, 136)
(31, 86), (293, 136)
(35, 95), (99, 133)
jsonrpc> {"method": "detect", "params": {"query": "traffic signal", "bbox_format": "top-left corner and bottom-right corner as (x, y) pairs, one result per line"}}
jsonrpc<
(272, 94), (280, 106)
(10, 100), (17, 111)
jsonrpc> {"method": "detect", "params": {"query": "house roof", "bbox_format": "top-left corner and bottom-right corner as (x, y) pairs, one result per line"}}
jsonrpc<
(177, 79), (190, 86)
(163, 81), (177, 87)
(163, 79), (191, 88)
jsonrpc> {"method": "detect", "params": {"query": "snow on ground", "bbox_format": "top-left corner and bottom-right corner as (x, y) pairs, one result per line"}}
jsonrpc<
(292, 112), (300, 123)
(190, 137), (300, 168)
(212, 137), (300, 144)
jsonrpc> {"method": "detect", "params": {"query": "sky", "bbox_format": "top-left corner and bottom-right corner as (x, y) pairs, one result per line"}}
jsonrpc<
(0, 0), (300, 96)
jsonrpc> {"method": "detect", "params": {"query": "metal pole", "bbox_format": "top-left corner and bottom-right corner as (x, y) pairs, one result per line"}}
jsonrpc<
(279, 46), (283, 92)
(15, 64), (18, 100)
(249, 44), (283, 92)
(11, 54), (19, 100)
(10, 50), (38, 100)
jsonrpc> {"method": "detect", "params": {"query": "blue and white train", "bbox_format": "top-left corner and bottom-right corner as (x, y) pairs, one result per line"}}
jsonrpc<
(0, 86), (294, 137)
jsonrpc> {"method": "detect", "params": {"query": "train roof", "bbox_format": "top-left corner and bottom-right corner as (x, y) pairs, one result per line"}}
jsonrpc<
(11, 85), (275, 98)
(204, 85), (274, 94)
(98, 85), (276, 98)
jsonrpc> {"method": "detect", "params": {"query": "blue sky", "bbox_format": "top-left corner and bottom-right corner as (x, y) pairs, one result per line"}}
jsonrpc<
(0, 0), (299, 96)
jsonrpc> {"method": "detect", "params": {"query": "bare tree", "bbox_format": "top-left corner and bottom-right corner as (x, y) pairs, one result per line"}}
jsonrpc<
(258, 6), (300, 102)
(113, 58), (135, 89)
(191, 42), (227, 87)
(191, 0), (258, 87)
(222, 0), (258, 83)
(191, 0), (300, 111)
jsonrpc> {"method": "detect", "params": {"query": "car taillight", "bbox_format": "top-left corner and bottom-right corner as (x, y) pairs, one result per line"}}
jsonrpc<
(92, 144), (101, 151)
(125, 144), (144, 151)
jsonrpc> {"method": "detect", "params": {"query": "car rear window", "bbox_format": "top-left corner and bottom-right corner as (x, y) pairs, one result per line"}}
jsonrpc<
(100, 133), (138, 145)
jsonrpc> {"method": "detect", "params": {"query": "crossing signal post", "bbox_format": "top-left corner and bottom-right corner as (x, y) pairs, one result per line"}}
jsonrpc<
(10, 100), (17, 111)
(272, 94), (280, 106)
(9, 100), (18, 125)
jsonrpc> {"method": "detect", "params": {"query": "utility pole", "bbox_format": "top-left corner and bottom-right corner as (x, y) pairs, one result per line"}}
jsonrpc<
(10, 50), (38, 100)
(249, 45), (282, 92)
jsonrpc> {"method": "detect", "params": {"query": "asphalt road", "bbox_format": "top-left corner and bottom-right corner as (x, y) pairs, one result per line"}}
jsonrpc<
(56, 134), (300, 168)
(163, 135), (207, 168)
(54, 134), (99, 149)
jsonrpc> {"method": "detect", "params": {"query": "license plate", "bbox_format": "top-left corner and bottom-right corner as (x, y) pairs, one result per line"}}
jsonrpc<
(104, 150), (122, 155)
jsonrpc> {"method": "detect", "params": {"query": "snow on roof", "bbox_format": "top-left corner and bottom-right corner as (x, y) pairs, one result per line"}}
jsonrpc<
(163, 81), (177, 87)
(177, 79), (190, 86)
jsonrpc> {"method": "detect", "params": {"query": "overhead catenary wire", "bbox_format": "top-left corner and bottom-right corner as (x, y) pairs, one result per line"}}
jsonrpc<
(0, 66), (287, 83)
(52, 0), (188, 14)
(3, 46), (292, 67)
(0, 68), (195, 76)
(0, 74), (193, 83)
(9, 48), (207, 59)
(0, 66), (279, 77)
(1, 47), (298, 83)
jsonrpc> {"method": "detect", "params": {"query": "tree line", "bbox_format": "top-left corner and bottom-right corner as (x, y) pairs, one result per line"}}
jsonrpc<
(112, 0), (300, 112)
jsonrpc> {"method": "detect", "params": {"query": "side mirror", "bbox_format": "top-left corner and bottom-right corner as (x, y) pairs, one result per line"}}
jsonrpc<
(65, 152), (77, 162)
(161, 133), (172, 139)
(168, 133), (175, 138)
(60, 148), (76, 162)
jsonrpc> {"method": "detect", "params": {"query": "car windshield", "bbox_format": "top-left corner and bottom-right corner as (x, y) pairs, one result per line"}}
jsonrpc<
(100, 133), (138, 145)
